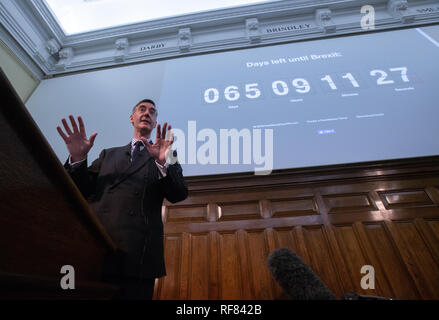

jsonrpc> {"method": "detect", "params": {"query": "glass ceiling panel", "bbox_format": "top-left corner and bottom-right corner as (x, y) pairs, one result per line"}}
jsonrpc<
(44, 0), (280, 35)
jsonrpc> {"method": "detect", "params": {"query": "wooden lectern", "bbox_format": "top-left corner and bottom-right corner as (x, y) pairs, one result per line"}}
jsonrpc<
(0, 69), (118, 299)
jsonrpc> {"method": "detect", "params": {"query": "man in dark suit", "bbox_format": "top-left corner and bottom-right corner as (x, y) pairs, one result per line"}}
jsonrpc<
(57, 99), (188, 299)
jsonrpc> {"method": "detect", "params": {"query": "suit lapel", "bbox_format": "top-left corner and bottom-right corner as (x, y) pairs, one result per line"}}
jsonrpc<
(115, 143), (132, 174)
(110, 141), (153, 190)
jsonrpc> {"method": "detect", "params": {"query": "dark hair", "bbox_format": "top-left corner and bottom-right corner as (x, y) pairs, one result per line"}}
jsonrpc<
(132, 98), (156, 114)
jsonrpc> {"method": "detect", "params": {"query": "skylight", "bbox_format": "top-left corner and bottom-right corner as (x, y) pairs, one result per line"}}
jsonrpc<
(44, 0), (279, 35)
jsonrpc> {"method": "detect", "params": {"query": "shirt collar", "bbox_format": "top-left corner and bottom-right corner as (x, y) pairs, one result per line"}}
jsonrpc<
(131, 138), (143, 148)
(131, 138), (152, 147)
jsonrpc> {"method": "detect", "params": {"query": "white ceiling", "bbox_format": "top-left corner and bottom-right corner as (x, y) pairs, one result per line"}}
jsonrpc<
(45, 0), (279, 35)
(1, 0), (438, 79)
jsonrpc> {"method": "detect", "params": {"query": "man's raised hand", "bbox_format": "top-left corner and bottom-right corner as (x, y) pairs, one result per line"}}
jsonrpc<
(142, 122), (174, 166)
(56, 115), (97, 162)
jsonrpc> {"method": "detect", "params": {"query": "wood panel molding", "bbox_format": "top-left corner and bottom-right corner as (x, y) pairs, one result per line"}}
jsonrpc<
(378, 189), (436, 209)
(157, 157), (439, 300)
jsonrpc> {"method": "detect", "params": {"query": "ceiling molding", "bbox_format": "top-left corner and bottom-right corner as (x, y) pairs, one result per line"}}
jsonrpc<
(0, 0), (438, 79)
(0, 24), (44, 79)
(28, 0), (65, 43)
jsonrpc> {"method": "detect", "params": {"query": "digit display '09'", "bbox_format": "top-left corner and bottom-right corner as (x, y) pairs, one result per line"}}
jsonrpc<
(203, 66), (410, 104)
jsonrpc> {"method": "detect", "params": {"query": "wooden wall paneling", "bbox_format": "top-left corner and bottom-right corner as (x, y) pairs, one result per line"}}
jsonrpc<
(271, 227), (298, 253)
(322, 190), (384, 225)
(166, 205), (208, 223)
(160, 159), (439, 300)
(270, 196), (318, 218)
(393, 220), (439, 298)
(427, 220), (439, 238)
(218, 201), (261, 221)
(377, 187), (439, 221)
(265, 227), (288, 299)
(187, 232), (209, 299)
(294, 226), (311, 265)
(270, 226), (300, 299)
(270, 226), (311, 299)
(207, 203), (220, 222)
(165, 209), (325, 235)
(155, 234), (182, 299)
(413, 219), (439, 269)
(331, 224), (381, 296)
(362, 222), (420, 299)
(265, 227), (276, 253)
(313, 190), (353, 297)
(369, 190), (390, 220)
(322, 225), (357, 297)
(301, 225), (345, 298)
(236, 230), (253, 299)
(384, 207), (439, 221)
(179, 232), (192, 299)
(378, 189), (435, 210)
(161, 205), (167, 223)
(384, 220), (436, 299)
(243, 229), (275, 299)
(218, 231), (243, 299)
(259, 199), (272, 219)
(427, 186), (439, 205)
(352, 222), (394, 298)
(424, 219), (439, 266)
(270, 225), (311, 264)
(208, 231), (220, 299)
(323, 192), (377, 214)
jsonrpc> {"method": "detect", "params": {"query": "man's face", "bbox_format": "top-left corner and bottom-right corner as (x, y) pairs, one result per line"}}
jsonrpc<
(130, 102), (157, 133)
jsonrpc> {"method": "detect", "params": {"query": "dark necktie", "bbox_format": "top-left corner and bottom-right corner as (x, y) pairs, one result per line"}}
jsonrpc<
(132, 141), (143, 162)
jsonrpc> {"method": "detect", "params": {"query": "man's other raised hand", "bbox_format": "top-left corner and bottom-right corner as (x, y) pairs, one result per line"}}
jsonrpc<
(56, 115), (97, 162)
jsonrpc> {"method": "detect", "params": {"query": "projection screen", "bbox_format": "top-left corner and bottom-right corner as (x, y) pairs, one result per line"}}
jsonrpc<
(26, 25), (439, 176)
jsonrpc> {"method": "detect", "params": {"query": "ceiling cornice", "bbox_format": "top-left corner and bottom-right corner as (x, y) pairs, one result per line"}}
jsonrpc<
(0, 0), (438, 79)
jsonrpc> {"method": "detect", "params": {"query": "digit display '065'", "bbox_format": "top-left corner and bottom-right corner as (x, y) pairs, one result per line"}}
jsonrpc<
(203, 66), (411, 104)
(204, 83), (261, 103)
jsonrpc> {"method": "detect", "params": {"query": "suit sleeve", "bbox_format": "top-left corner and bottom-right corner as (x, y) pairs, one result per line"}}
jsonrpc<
(159, 162), (188, 204)
(64, 149), (106, 199)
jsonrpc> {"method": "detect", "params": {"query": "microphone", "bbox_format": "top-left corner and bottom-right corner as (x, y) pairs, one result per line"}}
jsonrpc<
(267, 248), (337, 300)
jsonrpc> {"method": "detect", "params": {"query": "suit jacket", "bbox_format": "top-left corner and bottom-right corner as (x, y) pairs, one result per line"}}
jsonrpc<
(64, 142), (188, 279)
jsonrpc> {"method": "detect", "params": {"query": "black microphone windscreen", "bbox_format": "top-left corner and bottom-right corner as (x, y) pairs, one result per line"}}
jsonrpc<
(267, 248), (337, 300)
